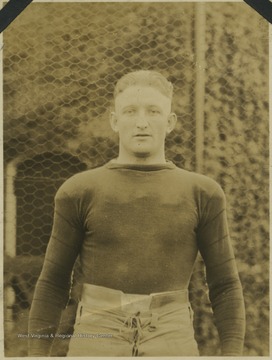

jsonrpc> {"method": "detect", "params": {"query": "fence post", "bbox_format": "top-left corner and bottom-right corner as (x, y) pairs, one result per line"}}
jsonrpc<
(191, 2), (208, 321)
(195, 3), (206, 174)
(4, 161), (17, 333)
(5, 161), (17, 257)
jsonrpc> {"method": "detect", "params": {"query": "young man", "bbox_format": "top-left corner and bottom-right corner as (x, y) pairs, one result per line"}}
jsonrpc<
(28, 70), (245, 356)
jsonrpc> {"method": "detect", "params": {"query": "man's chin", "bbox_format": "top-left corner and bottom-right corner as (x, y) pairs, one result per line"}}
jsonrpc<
(133, 150), (151, 158)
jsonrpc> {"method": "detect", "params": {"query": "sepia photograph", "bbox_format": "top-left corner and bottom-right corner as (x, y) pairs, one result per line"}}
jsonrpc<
(2, 0), (270, 357)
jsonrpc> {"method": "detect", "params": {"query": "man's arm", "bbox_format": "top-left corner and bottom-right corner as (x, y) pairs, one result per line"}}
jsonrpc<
(196, 183), (246, 356)
(28, 186), (84, 356)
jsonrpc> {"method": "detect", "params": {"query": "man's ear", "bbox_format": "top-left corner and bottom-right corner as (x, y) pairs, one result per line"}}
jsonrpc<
(166, 112), (177, 134)
(110, 111), (118, 133)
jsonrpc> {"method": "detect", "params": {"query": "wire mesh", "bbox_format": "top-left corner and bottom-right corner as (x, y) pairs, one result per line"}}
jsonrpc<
(3, 1), (269, 357)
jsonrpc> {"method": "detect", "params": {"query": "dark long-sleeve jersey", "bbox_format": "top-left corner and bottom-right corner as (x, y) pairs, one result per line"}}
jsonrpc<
(28, 160), (245, 356)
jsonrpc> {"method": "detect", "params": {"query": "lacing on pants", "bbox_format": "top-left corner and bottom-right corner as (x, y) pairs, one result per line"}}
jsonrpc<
(123, 311), (159, 356)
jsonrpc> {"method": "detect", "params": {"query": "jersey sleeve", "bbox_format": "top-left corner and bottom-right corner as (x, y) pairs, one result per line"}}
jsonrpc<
(196, 183), (246, 355)
(28, 184), (85, 356)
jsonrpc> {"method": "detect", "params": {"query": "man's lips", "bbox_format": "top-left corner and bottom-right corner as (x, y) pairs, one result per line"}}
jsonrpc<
(134, 134), (151, 137)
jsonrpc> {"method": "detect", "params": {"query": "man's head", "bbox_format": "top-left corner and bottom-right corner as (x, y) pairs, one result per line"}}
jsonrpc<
(110, 70), (177, 164)
(113, 70), (174, 101)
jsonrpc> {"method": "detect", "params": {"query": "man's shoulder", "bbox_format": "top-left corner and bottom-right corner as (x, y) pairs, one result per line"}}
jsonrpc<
(174, 166), (223, 197)
(56, 163), (108, 197)
(174, 166), (218, 185)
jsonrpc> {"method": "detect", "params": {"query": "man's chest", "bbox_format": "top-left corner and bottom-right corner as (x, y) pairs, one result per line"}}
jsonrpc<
(83, 186), (199, 249)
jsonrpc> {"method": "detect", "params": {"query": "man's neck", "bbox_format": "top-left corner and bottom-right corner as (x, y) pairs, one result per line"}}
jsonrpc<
(114, 154), (167, 165)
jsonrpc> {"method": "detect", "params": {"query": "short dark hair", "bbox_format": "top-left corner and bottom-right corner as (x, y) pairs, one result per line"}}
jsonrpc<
(114, 70), (173, 100)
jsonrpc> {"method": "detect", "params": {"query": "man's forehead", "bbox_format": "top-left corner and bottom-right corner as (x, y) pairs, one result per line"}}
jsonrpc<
(115, 85), (172, 106)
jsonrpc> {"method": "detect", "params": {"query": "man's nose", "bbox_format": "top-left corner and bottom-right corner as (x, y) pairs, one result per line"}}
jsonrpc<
(135, 111), (148, 128)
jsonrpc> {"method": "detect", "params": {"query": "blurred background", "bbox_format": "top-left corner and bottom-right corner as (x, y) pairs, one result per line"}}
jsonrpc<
(3, 2), (269, 357)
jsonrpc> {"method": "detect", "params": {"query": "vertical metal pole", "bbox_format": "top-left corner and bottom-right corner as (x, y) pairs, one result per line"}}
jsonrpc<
(5, 161), (17, 257)
(193, 3), (207, 286)
(4, 161), (17, 333)
(195, 3), (206, 174)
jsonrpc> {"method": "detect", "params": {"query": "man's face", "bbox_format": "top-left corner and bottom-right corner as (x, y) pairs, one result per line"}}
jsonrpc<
(111, 85), (176, 161)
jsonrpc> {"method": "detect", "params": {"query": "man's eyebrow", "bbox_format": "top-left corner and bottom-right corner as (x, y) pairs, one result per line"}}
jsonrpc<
(146, 104), (163, 111)
(120, 103), (163, 110)
(147, 104), (161, 108)
(120, 105), (137, 112)
(122, 105), (137, 109)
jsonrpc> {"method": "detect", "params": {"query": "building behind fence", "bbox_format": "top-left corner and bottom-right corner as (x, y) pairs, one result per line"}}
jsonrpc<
(3, 2), (269, 357)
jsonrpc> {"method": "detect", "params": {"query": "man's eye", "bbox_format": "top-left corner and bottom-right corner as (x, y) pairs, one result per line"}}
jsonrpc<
(149, 109), (160, 115)
(124, 109), (135, 115)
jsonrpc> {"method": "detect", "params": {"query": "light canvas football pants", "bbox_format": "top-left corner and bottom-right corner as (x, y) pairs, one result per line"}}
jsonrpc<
(67, 284), (199, 357)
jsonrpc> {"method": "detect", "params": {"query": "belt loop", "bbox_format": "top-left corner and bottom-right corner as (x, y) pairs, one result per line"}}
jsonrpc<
(148, 312), (159, 332)
(75, 302), (83, 325)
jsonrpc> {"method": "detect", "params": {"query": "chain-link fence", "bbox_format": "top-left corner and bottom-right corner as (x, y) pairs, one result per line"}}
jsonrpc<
(3, 2), (269, 357)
